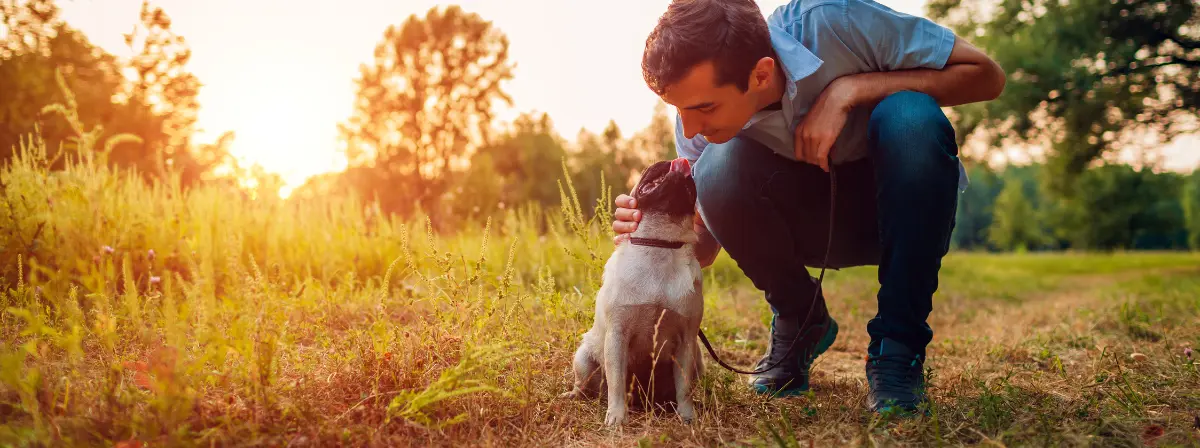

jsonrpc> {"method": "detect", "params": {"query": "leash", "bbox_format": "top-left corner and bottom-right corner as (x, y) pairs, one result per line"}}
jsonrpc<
(695, 163), (838, 375)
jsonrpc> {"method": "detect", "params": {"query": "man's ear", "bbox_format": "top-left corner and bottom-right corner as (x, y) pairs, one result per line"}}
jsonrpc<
(748, 56), (776, 92)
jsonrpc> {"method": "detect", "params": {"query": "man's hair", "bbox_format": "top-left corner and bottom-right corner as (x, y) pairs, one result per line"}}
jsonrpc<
(642, 0), (774, 96)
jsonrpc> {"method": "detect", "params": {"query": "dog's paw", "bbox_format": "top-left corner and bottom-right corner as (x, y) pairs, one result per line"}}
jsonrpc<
(604, 407), (627, 426)
(558, 389), (584, 400)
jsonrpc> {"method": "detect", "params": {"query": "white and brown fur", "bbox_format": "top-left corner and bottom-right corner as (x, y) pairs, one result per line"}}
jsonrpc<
(559, 160), (704, 426)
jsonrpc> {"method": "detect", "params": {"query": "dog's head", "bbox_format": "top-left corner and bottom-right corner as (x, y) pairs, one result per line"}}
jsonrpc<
(631, 157), (697, 219)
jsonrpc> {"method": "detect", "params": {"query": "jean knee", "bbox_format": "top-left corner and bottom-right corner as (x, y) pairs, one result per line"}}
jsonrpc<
(868, 91), (958, 179)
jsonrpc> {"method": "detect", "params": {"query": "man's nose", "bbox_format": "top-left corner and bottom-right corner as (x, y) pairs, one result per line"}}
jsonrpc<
(680, 113), (703, 139)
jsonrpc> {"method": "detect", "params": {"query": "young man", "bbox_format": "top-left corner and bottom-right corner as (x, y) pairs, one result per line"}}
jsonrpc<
(612, 0), (1005, 414)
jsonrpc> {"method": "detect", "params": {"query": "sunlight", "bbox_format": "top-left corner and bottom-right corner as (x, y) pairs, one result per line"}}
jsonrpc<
(209, 74), (351, 198)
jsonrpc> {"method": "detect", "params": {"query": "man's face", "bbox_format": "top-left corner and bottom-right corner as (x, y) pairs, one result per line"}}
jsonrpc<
(660, 58), (776, 144)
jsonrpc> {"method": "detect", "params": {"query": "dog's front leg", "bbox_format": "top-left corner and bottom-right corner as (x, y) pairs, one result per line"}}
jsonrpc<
(603, 327), (629, 426)
(673, 336), (697, 423)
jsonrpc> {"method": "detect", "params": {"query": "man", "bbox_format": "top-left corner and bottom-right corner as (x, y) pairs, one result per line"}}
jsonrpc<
(612, 0), (1006, 414)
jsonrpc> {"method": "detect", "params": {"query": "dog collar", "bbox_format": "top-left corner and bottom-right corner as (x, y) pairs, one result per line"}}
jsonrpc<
(628, 237), (685, 249)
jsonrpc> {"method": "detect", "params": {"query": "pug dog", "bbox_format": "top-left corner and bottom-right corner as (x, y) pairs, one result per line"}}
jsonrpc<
(559, 157), (704, 426)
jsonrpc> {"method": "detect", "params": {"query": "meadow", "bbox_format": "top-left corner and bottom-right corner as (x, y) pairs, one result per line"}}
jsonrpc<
(2, 93), (1198, 447)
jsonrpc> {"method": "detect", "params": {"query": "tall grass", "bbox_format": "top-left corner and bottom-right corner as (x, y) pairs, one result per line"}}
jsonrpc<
(0, 69), (633, 446)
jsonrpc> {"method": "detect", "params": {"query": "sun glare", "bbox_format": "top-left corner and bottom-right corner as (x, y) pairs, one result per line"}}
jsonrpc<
(202, 72), (351, 199)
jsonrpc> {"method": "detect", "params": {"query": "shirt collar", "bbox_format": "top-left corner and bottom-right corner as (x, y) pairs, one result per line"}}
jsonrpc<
(767, 23), (824, 100)
(741, 25), (824, 130)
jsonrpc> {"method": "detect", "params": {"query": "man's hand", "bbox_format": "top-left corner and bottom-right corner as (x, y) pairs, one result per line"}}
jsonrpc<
(612, 194), (640, 245)
(793, 77), (857, 171)
(612, 193), (722, 267)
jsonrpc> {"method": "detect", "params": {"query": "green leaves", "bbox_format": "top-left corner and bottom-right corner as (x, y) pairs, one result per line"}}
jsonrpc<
(385, 342), (522, 429)
(930, 0), (1199, 187)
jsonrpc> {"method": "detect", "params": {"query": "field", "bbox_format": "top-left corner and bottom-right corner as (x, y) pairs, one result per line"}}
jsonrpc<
(2, 122), (1199, 447)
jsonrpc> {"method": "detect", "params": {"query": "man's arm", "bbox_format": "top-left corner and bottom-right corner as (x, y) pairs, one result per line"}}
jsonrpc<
(837, 38), (1006, 109)
(794, 0), (1006, 170)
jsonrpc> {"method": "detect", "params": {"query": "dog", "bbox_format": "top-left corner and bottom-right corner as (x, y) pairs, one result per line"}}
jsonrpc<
(559, 157), (704, 426)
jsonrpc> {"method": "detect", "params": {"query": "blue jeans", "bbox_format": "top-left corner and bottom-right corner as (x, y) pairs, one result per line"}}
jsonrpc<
(693, 91), (960, 356)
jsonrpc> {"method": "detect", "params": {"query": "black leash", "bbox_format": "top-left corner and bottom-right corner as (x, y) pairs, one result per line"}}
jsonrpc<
(696, 164), (838, 375)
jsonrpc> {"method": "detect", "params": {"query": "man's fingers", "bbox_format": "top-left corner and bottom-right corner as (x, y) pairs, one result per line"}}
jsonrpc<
(613, 207), (640, 223)
(804, 135), (819, 166)
(612, 220), (638, 235)
(615, 194), (637, 209)
(817, 139), (832, 172)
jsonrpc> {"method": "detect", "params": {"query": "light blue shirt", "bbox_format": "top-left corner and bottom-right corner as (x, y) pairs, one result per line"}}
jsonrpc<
(674, 0), (968, 191)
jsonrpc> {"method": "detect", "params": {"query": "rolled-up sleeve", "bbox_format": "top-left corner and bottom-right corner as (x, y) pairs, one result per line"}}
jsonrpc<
(826, 0), (956, 71)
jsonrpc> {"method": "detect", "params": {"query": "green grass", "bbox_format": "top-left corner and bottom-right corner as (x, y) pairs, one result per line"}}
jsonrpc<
(2, 77), (1199, 447)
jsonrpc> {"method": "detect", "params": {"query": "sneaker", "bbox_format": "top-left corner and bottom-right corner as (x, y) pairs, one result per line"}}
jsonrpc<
(749, 305), (839, 397)
(865, 337), (928, 415)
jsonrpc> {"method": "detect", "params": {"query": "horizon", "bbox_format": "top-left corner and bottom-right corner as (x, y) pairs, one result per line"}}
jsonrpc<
(57, 0), (1200, 196)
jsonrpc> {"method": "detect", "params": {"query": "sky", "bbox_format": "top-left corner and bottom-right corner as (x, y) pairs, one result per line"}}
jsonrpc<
(57, 0), (1199, 194)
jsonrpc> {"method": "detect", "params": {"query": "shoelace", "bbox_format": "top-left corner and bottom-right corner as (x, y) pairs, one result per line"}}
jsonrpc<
(866, 354), (923, 392)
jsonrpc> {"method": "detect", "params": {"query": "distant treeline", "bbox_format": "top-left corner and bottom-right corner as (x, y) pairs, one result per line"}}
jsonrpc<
(954, 163), (1200, 252)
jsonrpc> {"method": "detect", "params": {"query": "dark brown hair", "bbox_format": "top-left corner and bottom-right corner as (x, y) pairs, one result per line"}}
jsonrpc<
(641, 0), (774, 96)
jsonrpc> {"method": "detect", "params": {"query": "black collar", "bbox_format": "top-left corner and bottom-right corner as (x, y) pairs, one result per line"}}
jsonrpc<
(629, 237), (685, 249)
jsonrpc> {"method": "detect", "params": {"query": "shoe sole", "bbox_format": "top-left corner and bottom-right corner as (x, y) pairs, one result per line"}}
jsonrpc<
(751, 317), (839, 397)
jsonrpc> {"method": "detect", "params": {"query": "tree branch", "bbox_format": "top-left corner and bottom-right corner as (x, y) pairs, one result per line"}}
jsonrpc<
(1103, 56), (1200, 77)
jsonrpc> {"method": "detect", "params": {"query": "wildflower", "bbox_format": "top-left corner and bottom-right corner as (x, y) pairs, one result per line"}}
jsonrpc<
(102, 245), (115, 254)
(150, 276), (161, 285)
(148, 249), (156, 261)
(1186, 347), (1193, 359)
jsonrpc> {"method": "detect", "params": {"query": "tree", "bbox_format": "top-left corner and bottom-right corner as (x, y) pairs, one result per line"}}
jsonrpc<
(1044, 163), (1186, 250)
(475, 112), (569, 207)
(634, 101), (678, 163)
(568, 121), (648, 217)
(952, 164), (1002, 250)
(927, 0), (1199, 196)
(338, 5), (514, 220)
(0, 0), (228, 186)
(1, 0), (124, 161)
(987, 175), (1046, 251)
(1181, 169), (1200, 249)
(110, 0), (228, 186)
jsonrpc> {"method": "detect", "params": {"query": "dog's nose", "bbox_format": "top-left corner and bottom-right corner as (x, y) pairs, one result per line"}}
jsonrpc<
(670, 157), (691, 175)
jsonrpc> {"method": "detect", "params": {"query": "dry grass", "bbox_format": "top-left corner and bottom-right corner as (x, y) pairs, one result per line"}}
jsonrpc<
(2, 75), (1199, 447)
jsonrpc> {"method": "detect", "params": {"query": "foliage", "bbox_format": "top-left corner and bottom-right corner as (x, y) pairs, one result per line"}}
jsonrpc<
(987, 174), (1046, 251)
(1048, 163), (1187, 250)
(337, 5), (514, 220)
(0, 0), (231, 186)
(927, 0), (1199, 194)
(452, 112), (569, 220)
(1185, 170), (1200, 249)
(953, 162), (1193, 252)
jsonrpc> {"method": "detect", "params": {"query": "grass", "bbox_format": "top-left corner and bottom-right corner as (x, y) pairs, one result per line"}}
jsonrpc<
(2, 74), (1199, 447)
